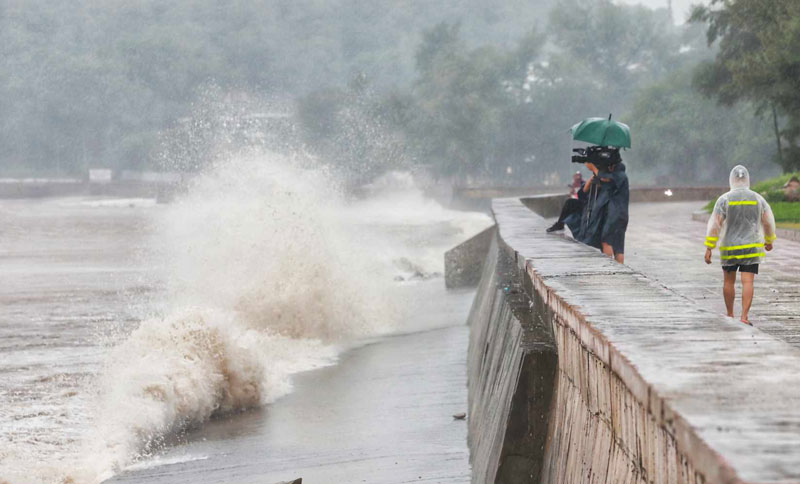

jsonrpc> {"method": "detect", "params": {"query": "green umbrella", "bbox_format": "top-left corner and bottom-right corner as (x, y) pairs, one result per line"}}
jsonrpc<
(570, 115), (631, 148)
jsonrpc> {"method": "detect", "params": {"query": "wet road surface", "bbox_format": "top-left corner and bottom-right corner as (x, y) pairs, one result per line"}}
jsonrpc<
(625, 202), (800, 345)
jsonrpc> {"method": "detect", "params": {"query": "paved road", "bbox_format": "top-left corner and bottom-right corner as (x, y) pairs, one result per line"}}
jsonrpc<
(624, 202), (800, 345)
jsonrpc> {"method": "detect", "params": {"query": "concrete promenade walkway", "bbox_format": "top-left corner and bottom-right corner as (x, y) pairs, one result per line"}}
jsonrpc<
(504, 196), (800, 483)
(625, 202), (800, 344)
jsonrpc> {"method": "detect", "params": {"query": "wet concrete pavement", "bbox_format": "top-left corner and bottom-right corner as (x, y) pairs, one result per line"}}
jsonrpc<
(625, 202), (800, 344)
(498, 197), (800, 483)
(111, 323), (472, 484)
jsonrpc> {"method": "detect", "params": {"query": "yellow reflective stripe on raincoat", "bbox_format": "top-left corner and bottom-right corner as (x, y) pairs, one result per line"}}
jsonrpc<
(704, 242), (716, 248)
(705, 236), (718, 248)
(729, 200), (757, 206)
(720, 252), (766, 260)
(720, 243), (764, 251)
(766, 234), (777, 243)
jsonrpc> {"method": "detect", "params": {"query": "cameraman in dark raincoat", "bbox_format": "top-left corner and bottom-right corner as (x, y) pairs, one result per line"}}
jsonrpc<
(579, 154), (629, 263)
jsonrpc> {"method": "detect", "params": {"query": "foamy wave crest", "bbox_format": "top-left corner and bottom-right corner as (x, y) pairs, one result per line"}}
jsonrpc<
(66, 155), (395, 482)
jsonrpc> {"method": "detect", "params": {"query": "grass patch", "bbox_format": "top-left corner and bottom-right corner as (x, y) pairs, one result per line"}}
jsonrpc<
(772, 202), (800, 223)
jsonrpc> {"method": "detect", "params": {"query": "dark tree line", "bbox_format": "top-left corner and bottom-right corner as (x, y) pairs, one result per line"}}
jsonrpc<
(691, 0), (800, 172)
(297, 0), (782, 186)
(0, 0), (555, 175)
(0, 0), (795, 184)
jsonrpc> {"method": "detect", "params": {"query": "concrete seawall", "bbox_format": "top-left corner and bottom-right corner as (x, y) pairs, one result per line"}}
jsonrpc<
(466, 197), (800, 484)
(0, 179), (180, 199)
(518, 186), (727, 219)
(467, 235), (557, 484)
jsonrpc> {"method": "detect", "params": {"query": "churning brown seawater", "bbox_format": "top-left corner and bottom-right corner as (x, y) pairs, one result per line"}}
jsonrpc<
(0, 155), (490, 484)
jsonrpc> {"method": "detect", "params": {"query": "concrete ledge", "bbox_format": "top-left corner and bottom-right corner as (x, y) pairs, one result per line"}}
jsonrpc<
(628, 186), (726, 203)
(520, 187), (727, 218)
(445, 225), (496, 288)
(0, 180), (180, 200)
(467, 235), (557, 484)
(467, 196), (800, 484)
(520, 194), (568, 219)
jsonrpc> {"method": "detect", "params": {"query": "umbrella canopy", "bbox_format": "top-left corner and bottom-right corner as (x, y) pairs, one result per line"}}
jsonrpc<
(571, 115), (631, 148)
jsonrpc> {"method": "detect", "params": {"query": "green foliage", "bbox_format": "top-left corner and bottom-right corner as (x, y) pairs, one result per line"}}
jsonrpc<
(393, 2), (718, 184)
(691, 0), (800, 172)
(625, 68), (778, 185)
(548, 0), (688, 96)
(4, 0), (793, 188)
(762, 189), (787, 204)
(409, 23), (522, 180)
(752, 172), (800, 192)
(752, 172), (800, 204)
(0, 0), (557, 175)
(771, 202), (800, 223)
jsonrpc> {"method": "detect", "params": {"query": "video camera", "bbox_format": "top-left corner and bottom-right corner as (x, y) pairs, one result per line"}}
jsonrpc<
(571, 146), (621, 169)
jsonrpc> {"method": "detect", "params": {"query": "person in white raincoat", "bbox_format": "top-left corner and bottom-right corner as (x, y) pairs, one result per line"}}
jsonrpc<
(704, 165), (777, 325)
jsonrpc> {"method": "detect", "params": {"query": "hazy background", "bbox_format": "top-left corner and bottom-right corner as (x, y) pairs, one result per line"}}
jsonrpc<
(1, 0), (796, 186)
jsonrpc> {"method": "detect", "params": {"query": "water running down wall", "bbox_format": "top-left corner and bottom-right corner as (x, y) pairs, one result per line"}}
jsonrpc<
(466, 197), (800, 484)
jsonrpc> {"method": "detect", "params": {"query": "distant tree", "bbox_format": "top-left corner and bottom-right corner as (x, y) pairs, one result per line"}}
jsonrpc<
(397, 3), (708, 185)
(296, 76), (410, 187)
(691, 0), (800, 172)
(625, 68), (777, 184)
(412, 24), (500, 179)
(0, 0), (559, 175)
(548, 0), (684, 98)
(409, 23), (549, 182)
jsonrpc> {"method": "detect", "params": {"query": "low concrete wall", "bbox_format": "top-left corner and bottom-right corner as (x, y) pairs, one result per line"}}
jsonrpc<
(0, 178), (181, 200)
(445, 226), (496, 288)
(466, 196), (800, 484)
(520, 194), (568, 219)
(454, 185), (726, 213)
(467, 235), (557, 484)
(0, 179), (85, 198)
(629, 186), (726, 203)
(452, 187), (555, 212)
(519, 186), (728, 217)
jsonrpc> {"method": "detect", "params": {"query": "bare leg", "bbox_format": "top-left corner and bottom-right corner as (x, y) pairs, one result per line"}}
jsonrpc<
(723, 270), (736, 318)
(740, 272), (755, 323)
(614, 252), (624, 264)
(601, 243), (614, 258)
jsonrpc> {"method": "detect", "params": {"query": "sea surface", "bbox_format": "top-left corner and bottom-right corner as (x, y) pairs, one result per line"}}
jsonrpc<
(0, 158), (490, 484)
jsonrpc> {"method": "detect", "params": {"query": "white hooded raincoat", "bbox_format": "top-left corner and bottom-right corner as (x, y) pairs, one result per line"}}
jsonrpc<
(705, 165), (777, 266)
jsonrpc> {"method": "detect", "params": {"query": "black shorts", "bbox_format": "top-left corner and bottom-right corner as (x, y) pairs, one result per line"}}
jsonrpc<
(723, 264), (759, 274)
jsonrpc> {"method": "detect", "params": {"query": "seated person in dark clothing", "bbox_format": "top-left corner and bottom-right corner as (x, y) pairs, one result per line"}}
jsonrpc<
(578, 160), (629, 263)
(546, 171), (587, 233)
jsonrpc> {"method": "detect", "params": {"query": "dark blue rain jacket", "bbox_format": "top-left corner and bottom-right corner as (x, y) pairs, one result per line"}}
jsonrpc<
(578, 163), (629, 253)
